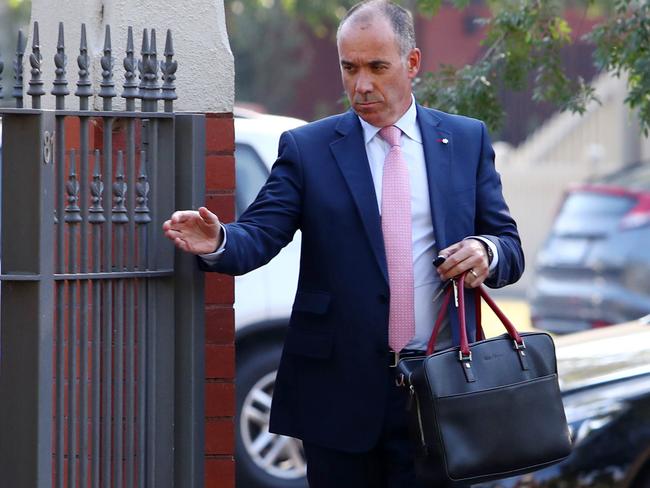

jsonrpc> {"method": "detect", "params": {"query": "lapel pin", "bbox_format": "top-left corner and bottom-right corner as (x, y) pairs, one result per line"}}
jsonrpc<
(437, 138), (449, 144)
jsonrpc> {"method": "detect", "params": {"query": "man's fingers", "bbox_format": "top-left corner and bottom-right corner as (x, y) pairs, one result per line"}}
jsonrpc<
(165, 228), (184, 241)
(436, 240), (489, 285)
(198, 206), (220, 226)
(465, 267), (486, 288)
(437, 245), (471, 276)
(170, 210), (199, 224)
(172, 237), (188, 253)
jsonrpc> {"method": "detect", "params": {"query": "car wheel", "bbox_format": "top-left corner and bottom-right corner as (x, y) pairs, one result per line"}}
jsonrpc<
(236, 341), (308, 488)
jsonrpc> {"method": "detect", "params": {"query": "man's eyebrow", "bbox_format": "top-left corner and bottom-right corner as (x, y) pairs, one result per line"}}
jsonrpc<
(340, 59), (391, 67)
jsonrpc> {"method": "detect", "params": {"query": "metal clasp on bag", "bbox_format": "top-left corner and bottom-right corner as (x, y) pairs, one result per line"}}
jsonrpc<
(458, 350), (472, 362)
(513, 339), (530, 371)
(458, 350), (476, 382)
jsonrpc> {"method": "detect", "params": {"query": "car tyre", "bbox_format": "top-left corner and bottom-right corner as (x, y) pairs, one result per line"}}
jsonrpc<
(236, 341), (308, 488)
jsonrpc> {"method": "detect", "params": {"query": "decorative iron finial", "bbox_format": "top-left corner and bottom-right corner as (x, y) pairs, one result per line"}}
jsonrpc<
(138, 28), (159, 112)
(65, 149), (83, 224)
(27, 22), (45, 108)
(89, 150), (105, 224)
(112, 151), (129, 223)
(160, 29), (177, 112)
(52, 22), (69, 109)
(122, 26), (138, 110)
(75, 24), (92, 110)
(137, 29), (149, 101)
(98, 25), (116, 110)
(135, 151), (151, 224)
(149, 29), (160, 90)
(13, 30), (26, 108)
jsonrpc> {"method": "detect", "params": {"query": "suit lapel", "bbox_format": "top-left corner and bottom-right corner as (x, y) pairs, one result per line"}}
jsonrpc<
(417, 105), (452, 249)
(330, 111), (388, 284)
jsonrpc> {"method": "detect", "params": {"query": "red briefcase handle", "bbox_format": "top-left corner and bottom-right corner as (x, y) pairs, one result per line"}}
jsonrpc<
(426, 273), (523, 356)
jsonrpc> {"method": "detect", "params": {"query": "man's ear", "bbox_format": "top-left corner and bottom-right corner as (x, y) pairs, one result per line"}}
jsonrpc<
(407, 48), (421, 79)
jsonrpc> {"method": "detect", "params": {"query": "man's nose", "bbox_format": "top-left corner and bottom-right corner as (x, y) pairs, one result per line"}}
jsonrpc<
(355, 73), (373, 94)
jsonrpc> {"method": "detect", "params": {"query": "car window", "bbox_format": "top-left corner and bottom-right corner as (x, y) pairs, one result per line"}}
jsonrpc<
(235, 143), (270, 218)
(601, 163), (650, 191)
(553, 192), (636, 237)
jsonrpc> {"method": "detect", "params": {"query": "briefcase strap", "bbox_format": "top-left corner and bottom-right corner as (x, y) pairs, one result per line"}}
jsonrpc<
(427, 274), (524, 357)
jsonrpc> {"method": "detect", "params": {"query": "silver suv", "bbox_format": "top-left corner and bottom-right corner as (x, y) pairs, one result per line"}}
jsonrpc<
(233, 112), (308, 488)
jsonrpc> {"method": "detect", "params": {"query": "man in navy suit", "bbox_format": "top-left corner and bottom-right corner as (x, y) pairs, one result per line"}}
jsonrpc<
(164, 1), (523, 486)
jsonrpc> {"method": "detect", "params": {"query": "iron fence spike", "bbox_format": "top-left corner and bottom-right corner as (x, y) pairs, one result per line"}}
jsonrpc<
(160, 30), (177, 109)
(127, 25), (134, 53)
(13, 29), (26, 106)
(164, 29), (174, 57)
(75, 23), (92, 107)
(150, 29), (156, 56)
(104, 24), (112, 50)
(138, 29), (149, 101)
(137, 28), (160, 110)
(27, 22), (45, 107)
(52, 22), (69, 104)
(99, 25), (117, 107)
(122, 26), (138, 107)
(140, 28), (149, 57)
(57, 22), (64, 48)
(32, 21), (40, 47)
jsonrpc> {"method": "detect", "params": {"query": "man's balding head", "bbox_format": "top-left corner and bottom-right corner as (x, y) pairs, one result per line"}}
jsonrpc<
(337, 0), (416, 59)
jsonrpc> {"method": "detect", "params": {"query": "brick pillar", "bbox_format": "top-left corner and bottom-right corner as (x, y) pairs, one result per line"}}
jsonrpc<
(203, 112), (236, 488)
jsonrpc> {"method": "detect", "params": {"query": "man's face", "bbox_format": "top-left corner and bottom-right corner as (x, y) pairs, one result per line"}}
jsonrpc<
(337, 15), (421, 127)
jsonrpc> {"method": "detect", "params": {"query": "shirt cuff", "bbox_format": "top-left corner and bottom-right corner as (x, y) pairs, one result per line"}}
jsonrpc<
(198, 224), (227, 264)
(465, 236), (499, 273)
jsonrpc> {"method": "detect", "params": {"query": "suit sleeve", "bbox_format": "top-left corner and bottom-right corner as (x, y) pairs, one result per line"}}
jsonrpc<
(199, 131), (303, 276)
(473, 122), (525, 288)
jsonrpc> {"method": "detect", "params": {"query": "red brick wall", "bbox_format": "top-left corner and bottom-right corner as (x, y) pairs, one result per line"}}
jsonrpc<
(204, 112), (236, 488)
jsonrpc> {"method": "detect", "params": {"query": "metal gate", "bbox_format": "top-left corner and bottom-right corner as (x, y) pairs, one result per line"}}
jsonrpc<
(0, 22), (206, 488)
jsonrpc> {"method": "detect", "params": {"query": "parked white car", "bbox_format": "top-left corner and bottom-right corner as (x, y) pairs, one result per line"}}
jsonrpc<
(232, 112), (308, 488)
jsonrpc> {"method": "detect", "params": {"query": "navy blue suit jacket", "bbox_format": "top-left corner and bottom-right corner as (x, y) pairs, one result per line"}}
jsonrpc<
(201, 105), (524, 451)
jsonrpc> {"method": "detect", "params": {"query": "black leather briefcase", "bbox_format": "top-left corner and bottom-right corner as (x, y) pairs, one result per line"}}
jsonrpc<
(398, 274), (572, 486)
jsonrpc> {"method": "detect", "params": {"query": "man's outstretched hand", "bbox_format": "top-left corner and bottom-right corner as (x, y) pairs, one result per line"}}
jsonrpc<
(162, 206), (222, 255)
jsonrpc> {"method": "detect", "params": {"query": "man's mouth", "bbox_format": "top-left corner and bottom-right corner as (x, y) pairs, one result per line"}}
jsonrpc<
(356, 101), (381, 108)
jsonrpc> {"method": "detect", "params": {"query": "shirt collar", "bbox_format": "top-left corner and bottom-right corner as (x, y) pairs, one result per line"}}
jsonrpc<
(358, 95), (422, 145)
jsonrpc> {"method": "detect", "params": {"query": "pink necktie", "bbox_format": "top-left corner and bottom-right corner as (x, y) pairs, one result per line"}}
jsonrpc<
(379, 125), (415, 353)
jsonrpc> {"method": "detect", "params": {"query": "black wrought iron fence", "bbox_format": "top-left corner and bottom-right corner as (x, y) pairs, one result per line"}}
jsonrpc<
(0, 21), (206, 488)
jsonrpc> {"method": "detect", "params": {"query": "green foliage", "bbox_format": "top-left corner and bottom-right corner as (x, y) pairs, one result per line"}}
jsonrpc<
(227, 0), (313, 114)
(414, 63), (503, 130)
(589, 0), (650, 135)
(414, 0), (600, 133)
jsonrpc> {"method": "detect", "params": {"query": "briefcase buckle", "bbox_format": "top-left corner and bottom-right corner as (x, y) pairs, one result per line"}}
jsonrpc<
(458, 350), (472, 362)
